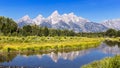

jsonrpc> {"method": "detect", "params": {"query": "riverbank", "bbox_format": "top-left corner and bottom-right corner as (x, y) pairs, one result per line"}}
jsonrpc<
(105, 37), (120, 42)
(0, 36), (103, 52)
(82, 38), (120, 68)
(82, 55), (120, 68)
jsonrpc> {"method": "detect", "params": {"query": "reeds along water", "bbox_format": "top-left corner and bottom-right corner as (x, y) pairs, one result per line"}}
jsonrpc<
(0, 36), (103, 52)
(82, 55), (120, 68)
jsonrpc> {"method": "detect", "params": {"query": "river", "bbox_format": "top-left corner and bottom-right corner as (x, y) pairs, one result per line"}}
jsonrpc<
(0, 41), (120, 68)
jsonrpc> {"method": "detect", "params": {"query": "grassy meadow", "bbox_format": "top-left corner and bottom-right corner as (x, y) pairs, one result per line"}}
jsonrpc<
(0, 36), (104, 52)
(82, 55), (120, 68)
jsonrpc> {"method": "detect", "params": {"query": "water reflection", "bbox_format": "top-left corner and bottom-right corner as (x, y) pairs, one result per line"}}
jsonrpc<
(104, 40), (120, 47)
(0, 49), (92, 63)
(98, 43), (120, 55)
(0, 41), (120, 68)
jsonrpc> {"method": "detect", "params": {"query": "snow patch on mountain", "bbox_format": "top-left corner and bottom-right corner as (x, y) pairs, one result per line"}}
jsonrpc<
(102, 19), (120, 30)
(33, 14), (45, 25)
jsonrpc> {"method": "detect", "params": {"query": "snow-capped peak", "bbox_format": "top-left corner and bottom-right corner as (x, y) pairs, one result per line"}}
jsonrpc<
(33, 14), (44, 25)
(102, 18), (120, 30)
(50, 10), (60, 17)
(17, 15), (33, 24)
(48, 10), (61, 24)
(17, 15), (33, 27)
(61, 12), (89, 24)
(20, 15), (31, 21)
(36, 14), (44, 19)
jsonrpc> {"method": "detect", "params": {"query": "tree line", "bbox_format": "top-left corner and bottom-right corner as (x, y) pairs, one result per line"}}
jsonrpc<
(0, 16), (120, 37)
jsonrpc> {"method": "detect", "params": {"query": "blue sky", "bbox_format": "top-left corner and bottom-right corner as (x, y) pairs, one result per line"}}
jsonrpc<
(0, 0), (120, 22)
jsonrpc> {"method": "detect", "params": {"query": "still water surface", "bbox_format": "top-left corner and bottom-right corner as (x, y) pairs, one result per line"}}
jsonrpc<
(0, 42), (120, 68)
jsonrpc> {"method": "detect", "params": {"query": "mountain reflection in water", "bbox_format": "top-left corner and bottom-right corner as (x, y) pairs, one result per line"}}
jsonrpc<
(0, 42), (120, 68)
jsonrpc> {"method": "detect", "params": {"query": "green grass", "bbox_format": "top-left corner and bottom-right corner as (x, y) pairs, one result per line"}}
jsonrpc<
(82, 55), (120, 68)
(0, 36), (104, 52)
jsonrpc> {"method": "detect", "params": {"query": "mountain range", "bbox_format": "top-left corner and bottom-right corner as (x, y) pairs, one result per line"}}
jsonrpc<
(17, 11), (120, 32)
